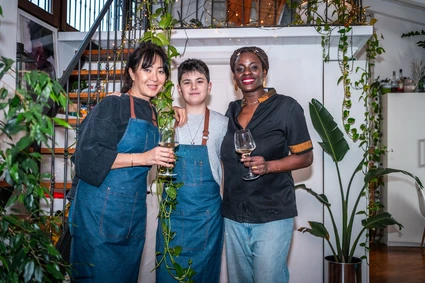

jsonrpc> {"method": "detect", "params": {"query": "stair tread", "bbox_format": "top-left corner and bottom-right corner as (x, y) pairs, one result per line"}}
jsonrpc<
(70, 69), (124, 80)
(0, 180), (71, 190)
(68, 92), (108, 99)
(30, 147), (76, 155)
(82, 48), (134, 60)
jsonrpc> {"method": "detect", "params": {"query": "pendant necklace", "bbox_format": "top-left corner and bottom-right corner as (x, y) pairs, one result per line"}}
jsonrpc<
(187, 115), (205, 145)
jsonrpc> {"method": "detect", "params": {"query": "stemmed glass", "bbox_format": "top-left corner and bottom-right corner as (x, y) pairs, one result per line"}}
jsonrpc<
(234, 129), (259, 181)
(158, 123), (179, 177)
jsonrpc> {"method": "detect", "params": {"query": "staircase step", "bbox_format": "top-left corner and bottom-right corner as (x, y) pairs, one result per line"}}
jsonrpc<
(70, 69), (124, 80)
(68, 92), (108, 100)
(83, 48), (134, 61)
(0, 180), (71, 190)
(41, 181), (72, 190)
(29, 147), (76, 155)
(57, 117), (85, 126)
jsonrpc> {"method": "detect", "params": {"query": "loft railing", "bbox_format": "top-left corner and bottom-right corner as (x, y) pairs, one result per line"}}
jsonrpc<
(21, 0), (365, 32)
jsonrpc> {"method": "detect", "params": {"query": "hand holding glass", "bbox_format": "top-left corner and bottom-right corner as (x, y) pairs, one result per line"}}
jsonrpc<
(234, 129), (259, 180)
(158, 125), (179, 177)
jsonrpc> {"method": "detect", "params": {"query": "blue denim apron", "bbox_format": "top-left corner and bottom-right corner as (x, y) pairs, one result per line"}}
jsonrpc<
(156, 108), (223, 283)
(69, 96), (158, 282)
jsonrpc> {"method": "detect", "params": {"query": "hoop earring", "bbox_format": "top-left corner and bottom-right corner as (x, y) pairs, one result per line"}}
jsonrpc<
(234, 83), (238, 92)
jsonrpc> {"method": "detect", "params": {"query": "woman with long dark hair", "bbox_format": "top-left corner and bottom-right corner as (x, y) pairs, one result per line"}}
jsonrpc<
(69, 42), (179, 282)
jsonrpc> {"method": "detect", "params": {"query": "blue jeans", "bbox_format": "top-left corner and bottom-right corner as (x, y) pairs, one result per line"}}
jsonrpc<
(224, 217), (294, 283)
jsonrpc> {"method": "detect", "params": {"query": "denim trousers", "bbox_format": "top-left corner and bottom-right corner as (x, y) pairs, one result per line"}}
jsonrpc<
(224, 217), (294, 283)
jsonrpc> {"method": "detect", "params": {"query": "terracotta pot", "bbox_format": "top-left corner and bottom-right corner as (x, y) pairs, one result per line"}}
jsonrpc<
(325, 255), (362, 283)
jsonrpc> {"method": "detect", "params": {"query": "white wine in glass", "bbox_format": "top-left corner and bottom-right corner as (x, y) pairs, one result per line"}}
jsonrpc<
(158, 125), (179, 177)
(234, 129), (259, 181)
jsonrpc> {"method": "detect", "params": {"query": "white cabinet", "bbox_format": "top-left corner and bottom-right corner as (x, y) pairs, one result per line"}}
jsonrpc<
(382, 92), (425, 246)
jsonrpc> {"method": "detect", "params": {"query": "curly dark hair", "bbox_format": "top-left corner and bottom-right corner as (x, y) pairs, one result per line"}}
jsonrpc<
(121, 42), (170, 93)
(229, 46), (269, 74)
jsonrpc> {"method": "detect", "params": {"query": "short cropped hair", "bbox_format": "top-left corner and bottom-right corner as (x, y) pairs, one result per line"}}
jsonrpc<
(178, 58), (210, 84)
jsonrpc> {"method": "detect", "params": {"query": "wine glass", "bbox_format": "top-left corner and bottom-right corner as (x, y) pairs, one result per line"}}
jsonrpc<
(158, 124), (179, 177)
(234, 129), (259, 181)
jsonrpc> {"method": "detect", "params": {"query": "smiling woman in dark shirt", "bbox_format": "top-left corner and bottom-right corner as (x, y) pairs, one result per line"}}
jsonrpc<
(220, 46), (314, 283)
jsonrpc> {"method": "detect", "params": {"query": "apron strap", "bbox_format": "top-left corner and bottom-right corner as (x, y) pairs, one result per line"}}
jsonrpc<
(128, 94), (157, 126)
(129, 94), (136, 118)
(149, 103), (157, 127)
(202, 107), (210, 146)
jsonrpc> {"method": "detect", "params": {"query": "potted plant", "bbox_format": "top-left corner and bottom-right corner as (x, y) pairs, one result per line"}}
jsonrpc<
(0, 55), (71, 281)
(0, 5), (72, 280)
(297, 98), (423, 282)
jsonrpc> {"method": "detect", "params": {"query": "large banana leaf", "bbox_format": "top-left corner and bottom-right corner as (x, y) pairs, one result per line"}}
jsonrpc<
(298, 221), (330, 240)
(361, 212), (403, 230)
(365, 167), (424, 189)
(309, 99), (349, 162)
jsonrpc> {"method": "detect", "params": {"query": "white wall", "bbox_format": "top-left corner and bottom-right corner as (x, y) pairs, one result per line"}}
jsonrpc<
(366, 0), (425, 79)
(382, 93), (425, 247)
(0, 0), (18, 134)
(365, 0), (425, 247)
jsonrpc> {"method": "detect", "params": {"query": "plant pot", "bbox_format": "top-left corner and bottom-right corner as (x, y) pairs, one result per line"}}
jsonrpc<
(325, 255), (362, 283)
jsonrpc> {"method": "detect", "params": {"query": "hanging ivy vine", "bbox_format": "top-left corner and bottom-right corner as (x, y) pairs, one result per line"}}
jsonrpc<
(135, 1), (195, 282)
(292, 0), (387, 245)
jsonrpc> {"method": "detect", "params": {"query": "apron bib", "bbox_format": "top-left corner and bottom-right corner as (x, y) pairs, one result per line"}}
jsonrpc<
(69, 95), (158, 282)
(156, 108), (224, 283)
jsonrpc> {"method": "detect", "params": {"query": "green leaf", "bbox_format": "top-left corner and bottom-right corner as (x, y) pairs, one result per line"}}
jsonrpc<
(47, 244), (60, 256)
(174, 262), (183, 276)
(365, 168), (423, 189)
(362, 212), (403, 230)
(11, 233), (24, 249)
(156, 32), (170, 46)
(34, 265), (43, 282)
(23, 260), (35, 282)
(165, 186), (177, 199)
(172, 245), (182, 256)
(309, 99), (350, 162)
(298, 221), (330, 240)
(159, 14), (172, 29)
(295, 184), (330, 206)
(46, 262), (63, 279)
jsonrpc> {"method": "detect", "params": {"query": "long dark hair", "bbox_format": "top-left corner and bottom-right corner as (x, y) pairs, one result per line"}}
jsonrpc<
(121, 42), (170, 93)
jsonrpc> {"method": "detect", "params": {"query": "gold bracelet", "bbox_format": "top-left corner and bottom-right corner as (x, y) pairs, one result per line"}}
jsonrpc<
(130, 154), (133, 167)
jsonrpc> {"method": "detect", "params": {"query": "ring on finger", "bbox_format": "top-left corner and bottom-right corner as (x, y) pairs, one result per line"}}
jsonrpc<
(252, 166), (258, 170)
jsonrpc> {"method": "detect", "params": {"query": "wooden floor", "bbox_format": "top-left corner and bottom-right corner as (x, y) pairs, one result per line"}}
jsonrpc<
(370, 243), (425, 283)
